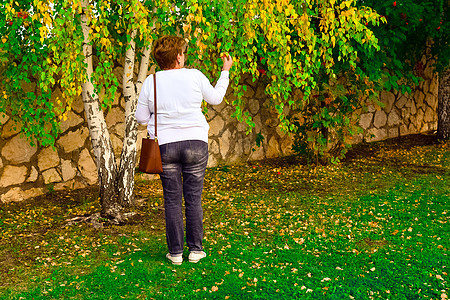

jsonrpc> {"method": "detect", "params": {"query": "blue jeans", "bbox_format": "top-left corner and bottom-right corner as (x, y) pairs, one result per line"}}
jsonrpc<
(159, 140), (208, 255)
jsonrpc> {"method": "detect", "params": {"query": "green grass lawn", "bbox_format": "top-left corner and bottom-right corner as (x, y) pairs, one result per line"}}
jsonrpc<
(1, 134), (449, 299)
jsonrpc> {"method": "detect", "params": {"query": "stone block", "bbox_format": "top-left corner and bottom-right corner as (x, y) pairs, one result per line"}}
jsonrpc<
(249, 143), (265, 161)
(22, 187), (44, 200)
(429, 122), (437, 131)
(255, 84), (267, 99)
(237, 119), (247, 132)
(275, 124), (286, 137)
(135, 173), (159, 182)
(266, 136), (280, 158)
(416, 108), (425, 125)
(388, 128), (399, 138)
(221, 106), (235, 120)
(212, 100), (227, 113)
(42, 168), (62, 184)
(401, 108), (410, 121)
(60, 111), (84, 133)
(110, 133), (123, 156)
(241, 138), (253, 157)
(396, 95), (408, 109)
(205, 106), (217, 120)
(265, 117), (279, 128)
(72, 96), (85, 113)
(380, 90), (395, 113)
(38, 147), (60, 171)
(112, 92), (121, 107)
(114, 66), (125, 87)
(0, 158), (3, 169)
(408, 123), (418, 134)
(387, 110), (401, 127)
(400, 125), (409, 136)
(219, 129), (232, 158)
(243, 85), (255, 99)
(209, 139), (220, 158)
(78, 149), (98, 185)
(351, 134), (363, 145)
(0, 165), (28, 187)
(422, 79), (430, 94)
(414, 88), (421, 100)
(208, 116), (224, 136)
(105, 107), (124, 129)
(61, 160), (77, 181)
(51, 87), (63, 104)
(0, 113), (9, 125)
(27, 166), (38, 182)
(248, 98), (260, 115)
(424, 66), (435, 80)
(253, 115), (263, 132)
(228, 139), (243, 163)
(405, 98), (417, 115)
(207, 154), (218, 168)
(409, 115), (416, 127)
(2, 120), (21, 139)
(424, 105), (435, 123)
(57, 128), (89, 153)
(373, 110), (387, 128)
(54, 180), (86, 191)
(417, 91), (425, 108)
(429, 76), (438, 97)
(359, 113), (373, 130)
(427, 94), (438, 111)
(1, 187), (24, 203)
(365, 128), (387, 142)
(1, 135), (37, 164)
(114, 122), (126, 139)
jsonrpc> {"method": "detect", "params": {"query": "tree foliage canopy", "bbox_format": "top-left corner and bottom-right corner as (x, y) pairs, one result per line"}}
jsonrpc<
(1, 0), (176, 146)
(3, 0), (445, 162)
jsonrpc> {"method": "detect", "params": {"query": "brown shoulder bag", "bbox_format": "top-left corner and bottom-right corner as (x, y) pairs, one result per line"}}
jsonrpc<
(138, 74), (163, 174)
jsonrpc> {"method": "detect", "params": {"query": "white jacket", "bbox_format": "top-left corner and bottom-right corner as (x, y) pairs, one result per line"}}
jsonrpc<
(135, 68), (229, 145)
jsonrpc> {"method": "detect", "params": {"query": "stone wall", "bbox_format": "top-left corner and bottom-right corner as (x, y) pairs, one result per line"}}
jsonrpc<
(357, 63), (438, 143)
(0, 66), (439, 203)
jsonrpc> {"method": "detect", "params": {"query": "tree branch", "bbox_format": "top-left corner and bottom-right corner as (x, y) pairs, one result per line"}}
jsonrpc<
(137, 45), (152, 94)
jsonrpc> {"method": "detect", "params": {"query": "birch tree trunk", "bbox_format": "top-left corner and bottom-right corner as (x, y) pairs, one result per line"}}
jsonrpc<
(78, 1), (154, 220)
(117, 28), (152, 206)
(437, 68), (450, 140)
(80, 0), (122, 219)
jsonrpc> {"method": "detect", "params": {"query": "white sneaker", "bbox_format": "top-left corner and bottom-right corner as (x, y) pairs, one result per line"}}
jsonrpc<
(189, 251), (206, 263)
(166, 253), (183, 265)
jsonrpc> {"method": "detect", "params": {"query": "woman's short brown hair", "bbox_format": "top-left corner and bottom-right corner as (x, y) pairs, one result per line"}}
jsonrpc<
(152, 36), (186, 70)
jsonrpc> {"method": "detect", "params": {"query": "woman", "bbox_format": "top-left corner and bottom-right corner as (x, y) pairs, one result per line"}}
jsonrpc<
(135, 36), (233, 265)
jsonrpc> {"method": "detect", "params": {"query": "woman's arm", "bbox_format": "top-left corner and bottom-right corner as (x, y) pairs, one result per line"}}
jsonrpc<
(135, 76), (152, 124)
(200, 71), (229, 105)
(200, 55), (234, 105)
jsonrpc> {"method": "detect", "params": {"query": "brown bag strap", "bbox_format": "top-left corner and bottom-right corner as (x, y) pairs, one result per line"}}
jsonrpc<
(153, 73), (157, 139)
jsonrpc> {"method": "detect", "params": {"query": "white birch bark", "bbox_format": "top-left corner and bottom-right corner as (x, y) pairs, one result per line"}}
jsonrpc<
(118, 29), (141, 206)
(80, 0), (121, 218)
(118, 29), (152, 205)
